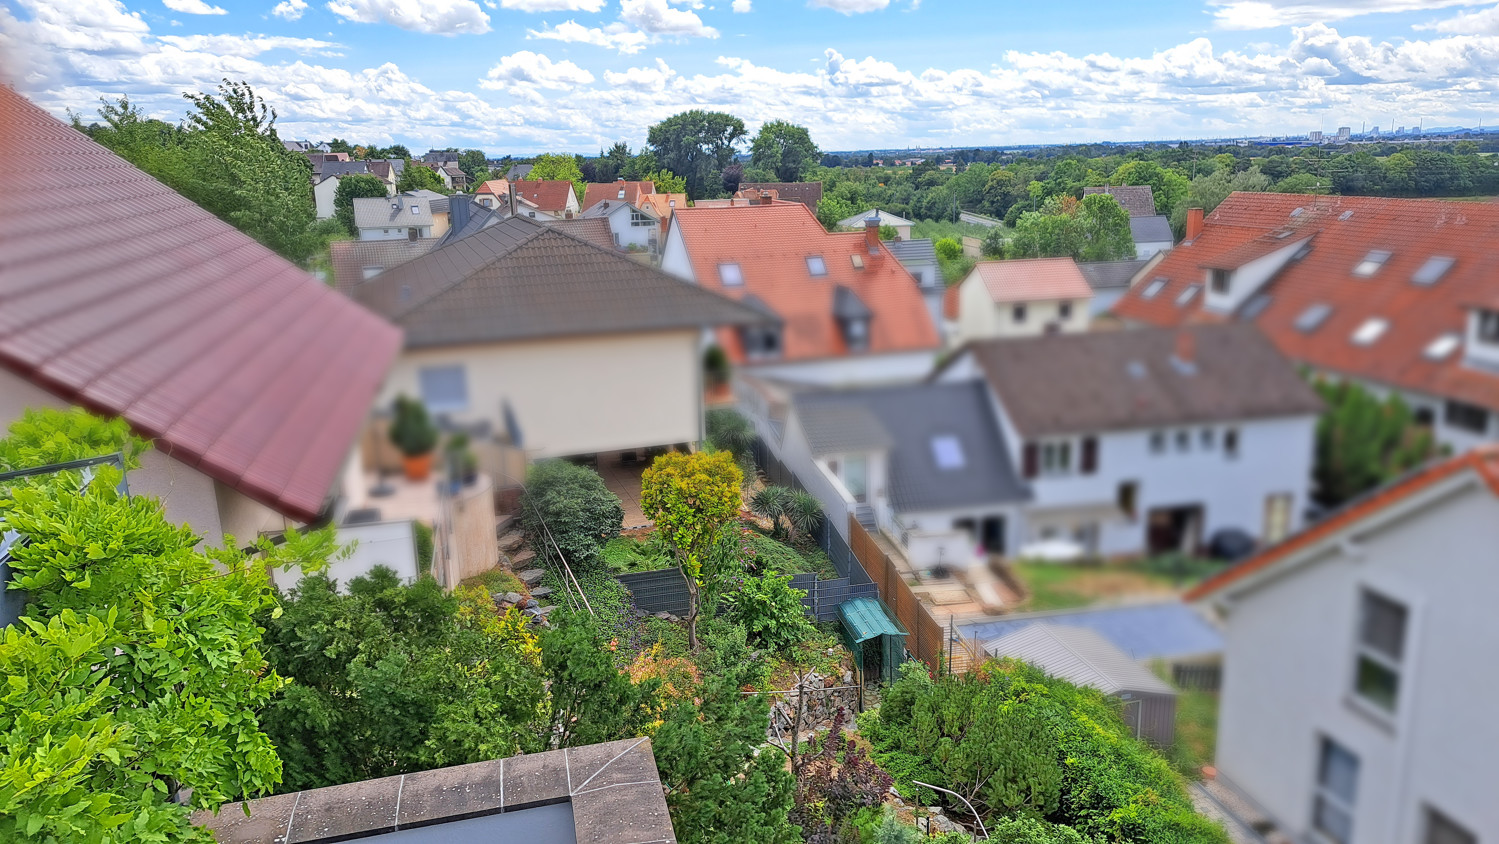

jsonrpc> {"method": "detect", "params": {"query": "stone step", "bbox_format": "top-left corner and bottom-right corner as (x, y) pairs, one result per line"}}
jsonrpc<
(510, 549), (536, 567)
(518, 568), (546, 586)
(498, 532), (525, 552)
(529, 586), (554, 600)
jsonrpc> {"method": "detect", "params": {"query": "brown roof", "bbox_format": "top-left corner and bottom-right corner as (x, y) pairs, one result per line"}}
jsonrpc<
(740, 182), (824, 210)
(949, 322), (1322, 437)
(1083, 185), (1157, 217)
(516, 180), (577, 213)
(0, 86), (401, 522)
(965, 258), (1094, 303)
(1111, 192), (1499, 414)
(582, 180), (655, 210)
(329, 238), (442, 293)
(547, 217), (615, 248)
(352, 215), (764, 348)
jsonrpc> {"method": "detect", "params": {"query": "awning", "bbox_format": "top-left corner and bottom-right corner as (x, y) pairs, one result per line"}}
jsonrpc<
(837, 597), (907, 644)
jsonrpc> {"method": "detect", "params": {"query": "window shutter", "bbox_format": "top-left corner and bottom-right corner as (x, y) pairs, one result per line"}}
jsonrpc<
(1081, 437), (1098, 474)
(1022, 443), (1038, 479)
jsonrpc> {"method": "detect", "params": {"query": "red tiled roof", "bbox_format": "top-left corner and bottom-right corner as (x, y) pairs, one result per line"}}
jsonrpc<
(517, 180), (577, 212)
(668, 203), (941, 364)
(0, 86), (401, 522)
(582, 181), (654, 210)
(1082, 185), (1156, 217)
(1187, 445), (1499, 601)
(474, 178), (510, 197)
(967, 258), (1093, 303)
(1111, 192), (1499, 413)
(944, 283), (961, 321)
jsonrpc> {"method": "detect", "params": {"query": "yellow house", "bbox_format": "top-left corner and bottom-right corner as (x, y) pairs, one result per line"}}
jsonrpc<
(954, 258), (1094, 344)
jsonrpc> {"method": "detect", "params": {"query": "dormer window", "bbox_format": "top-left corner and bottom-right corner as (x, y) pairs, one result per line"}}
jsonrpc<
(668, 199), (676, 208)
(1142, 278), (1166, 299)
(1412, 256), (1454, 286)
(1478, 309), (1499, 345)
(1353, 250), (1391, 277)
(740, 324), (782, 360)
(718, 263), (743, 286)
(1352, 317), (1389, 346)
(806, 256), (827, 277)
(1209, 269), (1230, 294)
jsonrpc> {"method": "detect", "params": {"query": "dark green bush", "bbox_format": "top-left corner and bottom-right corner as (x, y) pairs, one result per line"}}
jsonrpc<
(389, 395), (437, 457)
(413, 520), (433, 574)
(720, 570), (813, 653)
(520, 460), (624, 572)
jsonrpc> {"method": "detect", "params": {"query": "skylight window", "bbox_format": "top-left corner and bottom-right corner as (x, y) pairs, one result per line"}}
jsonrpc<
(1412, 256), (1454, 286)
(1352, 317), (1389, 346)
(806, 256), (828, 277)
(1142, 278), (1167, 299)
(1240, 294), (1273, 321)
(718, 263), (743, 286)
(1424, 333), (1461, 360)
(1339, 210), (1354, 221)
(1295, 303), (1332, 333)
(931, 435), (965, 470)
(1176, 284), (1200, 306)
(1353, 250), (1392, 278)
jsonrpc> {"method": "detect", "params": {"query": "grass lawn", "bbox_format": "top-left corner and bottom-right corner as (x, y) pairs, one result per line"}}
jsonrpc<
(1011, 560), (1180, 611)
(1151, 662), (1219, 779)
(910, 219), (998, 241)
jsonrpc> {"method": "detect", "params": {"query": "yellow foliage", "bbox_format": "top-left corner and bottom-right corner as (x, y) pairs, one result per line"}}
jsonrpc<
(455, 584), (542, 669)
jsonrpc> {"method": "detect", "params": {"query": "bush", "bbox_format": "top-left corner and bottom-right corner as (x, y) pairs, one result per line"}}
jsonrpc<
(934, 237), (963, 261)
(721, 569), (813, 652)
(745, 531), (811, 574)
(413, 520), (433, 574)
(520, 460), (624, 572)
(704, 345), (731, 387)
(601, 535), (671, 573)
(389, 395), (437, 457)
(706, 407), (756, 456)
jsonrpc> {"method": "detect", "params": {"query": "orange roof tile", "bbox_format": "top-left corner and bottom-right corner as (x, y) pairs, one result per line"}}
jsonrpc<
(474, 178), (510, 197)
(515, 180), (576, 213)
(968, 258), (1093, 303)
(1111, 192), (1499, 413)
(582, 181), (654, 210)
(669, 203), (941, 364)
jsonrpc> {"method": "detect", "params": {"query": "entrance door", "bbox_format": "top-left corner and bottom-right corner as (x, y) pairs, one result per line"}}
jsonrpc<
(1263, 493), (1292, 544)
(843, 456), (868, 503)
(980, 516), (1006, 554)
(1146, 505), (1203, 555)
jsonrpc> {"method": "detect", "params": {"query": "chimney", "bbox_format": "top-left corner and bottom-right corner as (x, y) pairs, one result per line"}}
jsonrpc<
(759, 190), (774, 206)
(1173, 329), (1196, 371)
(508, 181), (517, 217)
(1185, 207), (1204, 243)
(864, 212), (881, 255)
(449, 196), (471, 233)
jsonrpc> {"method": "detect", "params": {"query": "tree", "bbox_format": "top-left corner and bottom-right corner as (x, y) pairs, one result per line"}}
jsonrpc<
(750, 120), (820, 183)
(646, 110), (748, 200)
(721, 162), (745, 194)
(519, 460), (625, 572)
(640, 451), (742, 649)
(934, 237), (963, 261)
(1007, 194), (1132, 261)
(1109, 160), (1190, 215)
(0, 408), (331, 842)
(259, 571), (545, 791)
(457, 148), (489, 184)
(526, 153), (586, 201)
(334, 174), (389, 236)
(1312, 378), (1439, 508)
(396, 162), (449, 194)
(1075, 193), (1134, 261)
(816, 196), (859, 231)
(644, 169), (688, 195)
(540, 614), (659, 749)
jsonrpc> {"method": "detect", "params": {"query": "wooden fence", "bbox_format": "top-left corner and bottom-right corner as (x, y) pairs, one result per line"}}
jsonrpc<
(847, 515), (948, 673)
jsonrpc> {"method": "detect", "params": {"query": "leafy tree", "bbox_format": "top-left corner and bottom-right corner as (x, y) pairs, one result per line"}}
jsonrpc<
(1312, 378), (1439, 508)
(1075, 193), (1134, 261)
(396, 161), (449, 194)
(935, 237), (963, 261)
(520, 460), (625, 572)
(750, 120), (820, 183)
(980, 225), (1007, 258)
(526, 152), (587, 201)
(540, 614), (660, 749)
(816, 196), (859, 231)
(647, 110), (748, 200)
(640, 451), (742, 649)
(1171, 166), (1271, 232)
(1007, 194), (1132, 261)
(1270, 172), (1328, 194)
(1109, 161), (1190, 215)
(720, 570), (813, 652)
(457, 148), (489, 184)
(259, 571), (545, 791)
(334, 173), (389, 236)
(644, 168), (688, 195)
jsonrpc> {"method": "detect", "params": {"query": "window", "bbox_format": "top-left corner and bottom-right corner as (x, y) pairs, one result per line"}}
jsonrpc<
(1312, 738), (1359, 844)
(741, 325), (782, 360)
(1444, 399), (1488, 435)
(1295, 303), (1333, 333)
(843, 318), (869, 351)
(1013, 303), (1028, 324)
(1041, 440), (1072, 475)
(1478, 309), (1499, 344)
(362, 266), (384, 280)
(630, 211), (654, 226)
(1424, 333), (1461, 360)
(850, 254), (865, 270)
(418, 365), (468, 413)
(718, 263), (744, 286)
(1175, 430), (1190, 452)
(410, 204), (419, 215)
(1177, 284), (1201, 306)
(668, 199), (676, 208)
(1353, 589), (1407, 712)
(931, 435), (965, 469)
(480, 197), (492, 208)
(1142, 278), (1166, 299)
(1117, 481), (1138, 520)
(1149, 431), (1166, 454)
(843, 456), (868, 502)
(1351, 317), (1388, 346)
(1353, 249), (1391, 277)
(1200, 428), (1215, 449)
(1424, 807), (1477, 844)
(1224, 427), (1240, 458)
(1209, 269), (1231, 294)
(1264, 493), (1292, 543)
(1059, 301), (1072, 320)
(1412, 256), (1455, 286)
(806, 256), (827, 276)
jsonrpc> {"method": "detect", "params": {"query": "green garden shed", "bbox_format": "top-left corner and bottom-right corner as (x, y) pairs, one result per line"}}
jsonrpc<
(837, 597), (908, 685)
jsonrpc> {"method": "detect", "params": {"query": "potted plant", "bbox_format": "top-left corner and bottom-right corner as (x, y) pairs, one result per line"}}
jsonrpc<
(389, 395), (438, 481)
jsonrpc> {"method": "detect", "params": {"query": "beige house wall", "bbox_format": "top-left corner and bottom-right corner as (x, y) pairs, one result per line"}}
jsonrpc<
(956, 276), (1092, 343)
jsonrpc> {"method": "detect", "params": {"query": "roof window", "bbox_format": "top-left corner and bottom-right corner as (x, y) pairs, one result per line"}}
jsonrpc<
(851, 254), (865, 270)
(1352, 317), (1389, 346)
(718, 263), (743, 286)
(1240, 293), (1273, 321)
(1412, 256), (1454, 286)
(807, 256), (828, 277)
(1290, 207), (1304, 217)
(931, 435), (965, 470)
(1339, 210), (1354, 221)
(1142, 278), (1167, 299)
(1353, 250), (1391, 277)
(1176, 284), (1200, 306)
(1295, 302), (1332, 333)
(1424, 333), (1461, 360)
(410, 204), (419, 215)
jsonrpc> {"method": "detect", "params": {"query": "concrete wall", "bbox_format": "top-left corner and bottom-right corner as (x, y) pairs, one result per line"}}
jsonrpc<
(1214, 475), (1499, 844)
(378, 329), (703, 459)
(275, 518), (419, 591)
(743, 350), (937, 387)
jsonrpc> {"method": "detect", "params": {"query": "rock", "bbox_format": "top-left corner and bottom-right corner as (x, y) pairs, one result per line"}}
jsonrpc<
(503, 592), (522, 605)
(530, 586), (554, 599)
(498, 532), (524, 552)
(535, 604), (559, 616)
(511, 549), (537, 567)
(524, 598), (540, 610)
(841, 670), (853, 685)
(518, 568), (546, 586)
(928, 813), (962, 835)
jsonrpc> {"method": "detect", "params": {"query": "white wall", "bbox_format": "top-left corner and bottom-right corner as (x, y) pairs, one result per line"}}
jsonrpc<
(745, 349), (937, 387)
(1213, 475), (1499, 844)
(314, 176), (340, 220)
(379, 329), (703, 459)
(359, 225), (432, 241)
(598, 205), (656, 251)
(1134, 239), (1173, 259)
(956, 272), (1091, 343)
(660, 222), (695, 282)
(1201, 237), (1309, 315)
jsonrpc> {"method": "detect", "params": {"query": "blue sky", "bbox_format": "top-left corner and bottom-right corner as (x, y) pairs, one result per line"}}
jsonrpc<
(3, 0), (1497, 152)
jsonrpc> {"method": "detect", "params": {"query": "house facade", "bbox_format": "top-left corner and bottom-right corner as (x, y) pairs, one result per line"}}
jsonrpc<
(1188, 448), (1499, 844)
(354, 192), (441, 241)
(837, 208), (914, 240)
(513, 180), (581, 219)
(953, 258), (1094, 344)
(582, 180), (655, 211)
(580, 199), (661, 253)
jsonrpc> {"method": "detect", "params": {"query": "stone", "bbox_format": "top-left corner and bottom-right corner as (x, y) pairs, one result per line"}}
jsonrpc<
(518, 568), (546, 586)
(535, 604), (558, 616)
(498, 532), (524, 552)
(529, 586), (554, 599)
(510, 549), (537, 567)
(524, 599), (539, 610)
(503, 592), (522, 605)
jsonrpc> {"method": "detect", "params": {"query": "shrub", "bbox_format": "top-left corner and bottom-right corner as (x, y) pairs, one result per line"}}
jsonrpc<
(520, 460), (624, 572)
(389, 395), (437, 457)
(721, 569), (813, 652)
(413, 520), (434, 574)
(601, 535), (670, 573)
(704, 345), (731, 387)
(934, 236), (963, 261)
(745, 531), (810, 575)
(792, 708), (892, 840)
(706, 407), (756, 457)
(751, 485), (793, 538)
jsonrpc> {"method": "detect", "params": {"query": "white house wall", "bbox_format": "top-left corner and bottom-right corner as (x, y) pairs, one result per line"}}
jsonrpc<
(1202, 237), (1309, 315)
(314, 177), (340, 220)
(744, 350), (937, 386)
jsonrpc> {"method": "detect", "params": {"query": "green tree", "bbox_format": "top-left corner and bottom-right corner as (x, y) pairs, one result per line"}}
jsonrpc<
(816, 195), (860, 230)
(1270, 172), (1329, 194)
(540, 614), (659, 749)
(749, 120), (820, 183)
(1312, 378), (1439, 508)
(720, 571), (813, 653)
(334, 173), (389, 236)
(640, 451), (742, 649)
(646, 110), (748, 200)
(644, 168), (688, 195)
(526, 153), (587, 201)
(1109, 160), (1190, 215)
(520, 460), (624, 572)
(935, 237), (963, 261)
(457, 148), (489, 184)
(396, 161), (450, 194)
(1075, 193), (1134, 261)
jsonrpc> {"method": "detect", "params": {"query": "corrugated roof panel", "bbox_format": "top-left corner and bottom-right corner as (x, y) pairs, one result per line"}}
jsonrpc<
(838, 597), (906, 643)
(985, 623), (1176, 696)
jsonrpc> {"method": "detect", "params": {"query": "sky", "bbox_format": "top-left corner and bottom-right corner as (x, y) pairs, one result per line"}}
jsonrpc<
(2, 0), (1497, 153)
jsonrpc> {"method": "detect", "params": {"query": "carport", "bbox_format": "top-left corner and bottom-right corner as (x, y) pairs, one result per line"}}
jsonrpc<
(838, 597), (908, 686)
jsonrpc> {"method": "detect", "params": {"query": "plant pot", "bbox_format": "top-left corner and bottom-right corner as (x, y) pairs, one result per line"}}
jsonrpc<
(403, 452), (434, 481)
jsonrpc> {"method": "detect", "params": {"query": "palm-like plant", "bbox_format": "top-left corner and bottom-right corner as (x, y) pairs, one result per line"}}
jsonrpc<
(749, 485), (792, 539)
(782, 490), (824, 542)
(706, 408), (756, 457)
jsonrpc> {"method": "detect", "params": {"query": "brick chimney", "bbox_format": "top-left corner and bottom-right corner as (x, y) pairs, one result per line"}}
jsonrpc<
(759, 190), (774, 206)
(864, 214), (881, 254)
(1185, 207), (1205, 243)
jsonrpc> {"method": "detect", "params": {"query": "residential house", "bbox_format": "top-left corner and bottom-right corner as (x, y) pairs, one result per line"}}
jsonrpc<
(473, 178), (511, 211)
(1188, 447), (1499, 844)
(740, 181), (824, 210)
(1084, 185), (1173, 258)
(0, 85), (401, 548)
(440, 161), (468, 192)
(366, 158), (406, 193)
(886, 238), (944, 329)
(838, 208), (915, 240)
(637, 191), (687, 230)
(505, 163), (534, 180)
(312, 161), (377, 219)
(353, 191), (441, 241)
(420, 149), (460, 166)
(933, 323), (1323, 556)
(580, 199), (661, 253)
(513, 180), (581, 219)
(328, 238), (442, 293)
(1078, 257), (1151, 316)
(1110, 192), (1499, 452)
(661, 203), (943, 385)
(953, 258), (1094, 344)
(351, 215), (765, 461)
(582, 179), (655, 211)
(1083, 185), (1158, 218)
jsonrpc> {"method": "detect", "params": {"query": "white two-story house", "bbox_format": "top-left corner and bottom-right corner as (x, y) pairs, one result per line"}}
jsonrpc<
(952, 258), (1094, 346)
(1188, 447), (1499, 844)
(935, 323), (1323, 557)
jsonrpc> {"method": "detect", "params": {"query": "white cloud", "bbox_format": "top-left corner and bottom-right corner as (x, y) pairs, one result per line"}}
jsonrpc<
(731, 0), (751, 10)
(1418, 3), (1499, 34)
(481, 50), (594, 90)
(807, 0), (889, 13)
(272, 0), (309, 20)
(527, 19), (650, 53)
(1207, 0), (1482, 30)
(498, 0), (605, 11)
(604, 57), (675, 90)
(325, 0), (490, 34)
(619, 0), (717, 36)
(162, 0), (228, 15)
(158, 33), (341, 56)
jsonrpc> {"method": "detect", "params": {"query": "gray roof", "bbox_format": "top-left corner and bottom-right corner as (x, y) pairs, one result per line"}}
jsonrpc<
(985, 623), (1177, 696)
(353, 215), (766, 348)
(961, 602), (1224, 662)
(1077, 258), (1148, 290)
(953, 322), (1324, 437)
(317, 160), (371, 180)
(1130, 215), (1174, 245)
(792, 381), (1028, 512)
(506, 163), (534, 180)
(886, 238), (938, 266)
(1083, 185), (1157, 217)
(354, 193), (436, 230)
(839, 208), (916, 228)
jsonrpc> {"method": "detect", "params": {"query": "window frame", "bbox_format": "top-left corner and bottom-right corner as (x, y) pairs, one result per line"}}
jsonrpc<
(1443, 399), (1489, 435)
(1423, 806), (1477, 844)
(417, 364), (470, 414)
(718, 262), (744, 286)
(806, 255), (828, 277)
(1352, 588), (1408, 714)
(1149, 431), (1166, 454)
(1039, 439), (1072, 476)
(1477, 309), (1499, 345)
(1311, 736), (1360, 844)
(1058, 301), (1073, 320)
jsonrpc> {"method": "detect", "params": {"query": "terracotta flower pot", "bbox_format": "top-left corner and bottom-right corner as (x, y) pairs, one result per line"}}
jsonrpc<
(403, 452), (434, 481)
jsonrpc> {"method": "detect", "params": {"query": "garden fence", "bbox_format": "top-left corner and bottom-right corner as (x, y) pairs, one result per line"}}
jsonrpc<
(847, 515), (947, 674)
(615, 568), (877, 624)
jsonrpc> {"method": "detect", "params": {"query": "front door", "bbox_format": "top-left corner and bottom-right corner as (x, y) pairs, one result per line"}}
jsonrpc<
(1147, 505), (1203, 555)
(980, 516), (1005, 554)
